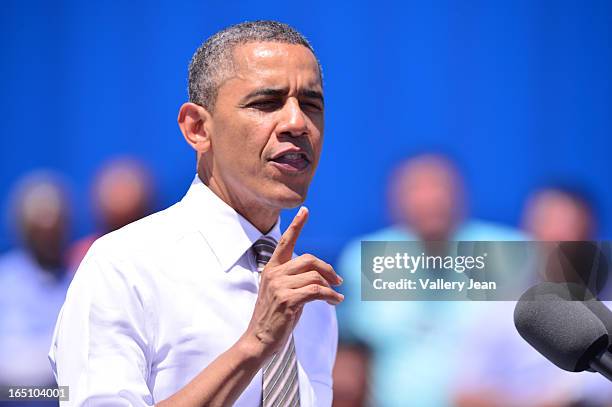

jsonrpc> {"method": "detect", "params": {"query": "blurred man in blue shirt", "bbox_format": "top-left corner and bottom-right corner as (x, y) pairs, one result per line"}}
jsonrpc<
(0, 172), (72, 406)
(335, 154), (524, 407)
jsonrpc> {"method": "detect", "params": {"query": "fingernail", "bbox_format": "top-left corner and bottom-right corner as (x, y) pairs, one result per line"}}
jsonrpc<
(298, 206), (306, 216)
(337, 275), (343, 283)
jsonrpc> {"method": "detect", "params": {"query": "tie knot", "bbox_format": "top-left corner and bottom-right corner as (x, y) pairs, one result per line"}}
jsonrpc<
(252, 236), (278, 272)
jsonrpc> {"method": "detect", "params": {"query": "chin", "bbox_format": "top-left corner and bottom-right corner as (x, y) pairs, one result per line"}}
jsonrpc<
(265, 183), (309, 209)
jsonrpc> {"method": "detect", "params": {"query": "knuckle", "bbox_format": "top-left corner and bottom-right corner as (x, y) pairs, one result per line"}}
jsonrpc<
(309, 284), (321, 295)
(277, 291), (290, 305)
(307, 271), (322, 283)
(312, 271), (324, 283)
(268, 279), (279, 291)
(278, 235), (287, 246)
(267, 266), (280, 278)
(301, 253), (316, 265)
(284, 307), (297, 319)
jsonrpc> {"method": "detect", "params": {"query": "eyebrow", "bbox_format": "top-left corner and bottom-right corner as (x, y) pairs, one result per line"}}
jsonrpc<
(241, 87), (324, 104)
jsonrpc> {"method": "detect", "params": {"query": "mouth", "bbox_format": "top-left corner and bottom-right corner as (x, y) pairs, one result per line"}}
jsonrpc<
(268, 150), (312, 173)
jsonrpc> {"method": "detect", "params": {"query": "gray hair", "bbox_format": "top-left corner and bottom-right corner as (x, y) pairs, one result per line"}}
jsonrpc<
(188, 20), (321, 112)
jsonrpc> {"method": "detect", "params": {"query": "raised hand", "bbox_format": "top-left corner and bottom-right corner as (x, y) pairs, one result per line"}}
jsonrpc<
(244, 206), (344, 358)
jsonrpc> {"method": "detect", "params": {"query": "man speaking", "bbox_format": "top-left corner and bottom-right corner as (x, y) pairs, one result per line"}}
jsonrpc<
(49, 20), (343, 406)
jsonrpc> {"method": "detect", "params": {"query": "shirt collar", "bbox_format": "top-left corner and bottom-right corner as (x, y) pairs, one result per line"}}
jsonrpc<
(181, 175), (282, 272)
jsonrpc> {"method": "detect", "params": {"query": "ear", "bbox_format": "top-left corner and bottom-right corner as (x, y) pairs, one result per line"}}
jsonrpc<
(178, 102), (212, 154)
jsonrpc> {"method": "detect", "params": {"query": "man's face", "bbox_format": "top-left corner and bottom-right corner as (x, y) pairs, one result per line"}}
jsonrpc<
(204, 42), (324, 210)
(526, 191), (592, 241)
(398, 160), (460, 241)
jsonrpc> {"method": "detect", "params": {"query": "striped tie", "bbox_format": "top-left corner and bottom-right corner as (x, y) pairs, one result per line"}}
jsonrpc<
(252, 236), (301, 407)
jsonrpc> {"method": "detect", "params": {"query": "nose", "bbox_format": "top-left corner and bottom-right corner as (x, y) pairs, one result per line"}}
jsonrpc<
(276, 97), (308, 137)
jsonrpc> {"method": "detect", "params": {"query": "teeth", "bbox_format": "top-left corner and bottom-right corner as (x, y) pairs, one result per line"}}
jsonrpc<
(284, 153), (300, 159)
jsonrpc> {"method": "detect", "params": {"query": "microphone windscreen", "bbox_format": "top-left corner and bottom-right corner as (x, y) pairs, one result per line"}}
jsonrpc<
(525, 282), (612, 344)
(584, 300), (612, 343)
(514, 283), (608, 372)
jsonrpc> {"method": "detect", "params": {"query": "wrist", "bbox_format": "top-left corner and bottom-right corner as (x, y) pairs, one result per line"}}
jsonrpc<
(236, 333), (269, 366)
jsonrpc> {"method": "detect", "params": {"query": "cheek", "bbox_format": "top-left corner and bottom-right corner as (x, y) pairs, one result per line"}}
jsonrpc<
(214, 114), (271, 168)
(311, 135), (324, 163)
(308, 122), (324, 163)
(308, 113), (324, 139)
(246, 121), (277, 166)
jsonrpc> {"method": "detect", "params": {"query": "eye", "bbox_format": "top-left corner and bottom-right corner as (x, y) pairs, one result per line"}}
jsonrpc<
(300, 100), (323, 113)
(247, 99), (282, 112)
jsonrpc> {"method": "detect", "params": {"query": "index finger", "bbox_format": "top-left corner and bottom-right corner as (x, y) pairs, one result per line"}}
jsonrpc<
(268, 206), (309, 266)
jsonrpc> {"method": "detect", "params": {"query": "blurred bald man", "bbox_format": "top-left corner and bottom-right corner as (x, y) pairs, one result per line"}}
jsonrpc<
(336, 153), (523, 407)
(0, 171), (72, 390)
(67, 157), (154, 271)
(92, 157), (153, 233)
(388, 154), (463, 241)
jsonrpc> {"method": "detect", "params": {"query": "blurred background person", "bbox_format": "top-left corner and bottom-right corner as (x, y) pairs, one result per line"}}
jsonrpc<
(67, 157), (154, 271)
(335, 153), (524, 407)
(524, 185), (595, 242)
(386, 154), (524, 242)
(332, 339), (372, 407)
(0, 171), (72, 405)
(453, 185), (612, 407)
(526, 186), (605, 293)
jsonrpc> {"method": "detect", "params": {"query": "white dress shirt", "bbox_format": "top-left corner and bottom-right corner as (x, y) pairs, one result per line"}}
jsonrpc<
(49, 175), (337, 406)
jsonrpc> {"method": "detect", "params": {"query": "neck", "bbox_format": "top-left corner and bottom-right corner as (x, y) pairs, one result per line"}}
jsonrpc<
(198, 171), (279, 234)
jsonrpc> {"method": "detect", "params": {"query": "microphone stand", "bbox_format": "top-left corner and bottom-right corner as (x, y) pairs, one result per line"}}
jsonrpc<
(590, 350), (612, 382)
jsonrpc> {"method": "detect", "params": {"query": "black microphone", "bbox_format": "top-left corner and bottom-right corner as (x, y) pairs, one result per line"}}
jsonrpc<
(525, 281), (612, 350)
(520, 281), (612, 374)
(514, 282), (612, 381)
(583, 300), (612, 352)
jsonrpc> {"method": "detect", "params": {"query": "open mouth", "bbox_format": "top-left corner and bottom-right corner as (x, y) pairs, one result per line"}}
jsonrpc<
(268, 151), (311, 173)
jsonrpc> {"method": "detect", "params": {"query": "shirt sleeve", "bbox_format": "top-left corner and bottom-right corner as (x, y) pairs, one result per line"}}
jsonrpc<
(296, 300), (337, 407)
(335, 239), (363, 338)
(312, 306), (337, 406)
(49, 242), (154, 406)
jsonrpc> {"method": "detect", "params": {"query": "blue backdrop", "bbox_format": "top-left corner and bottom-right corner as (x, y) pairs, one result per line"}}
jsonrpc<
(1, 1), (611, 261)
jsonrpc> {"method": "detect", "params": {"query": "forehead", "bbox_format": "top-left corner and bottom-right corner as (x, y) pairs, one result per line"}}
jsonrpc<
(535, 192), (585, 215)
(226, 42), (322, 91)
